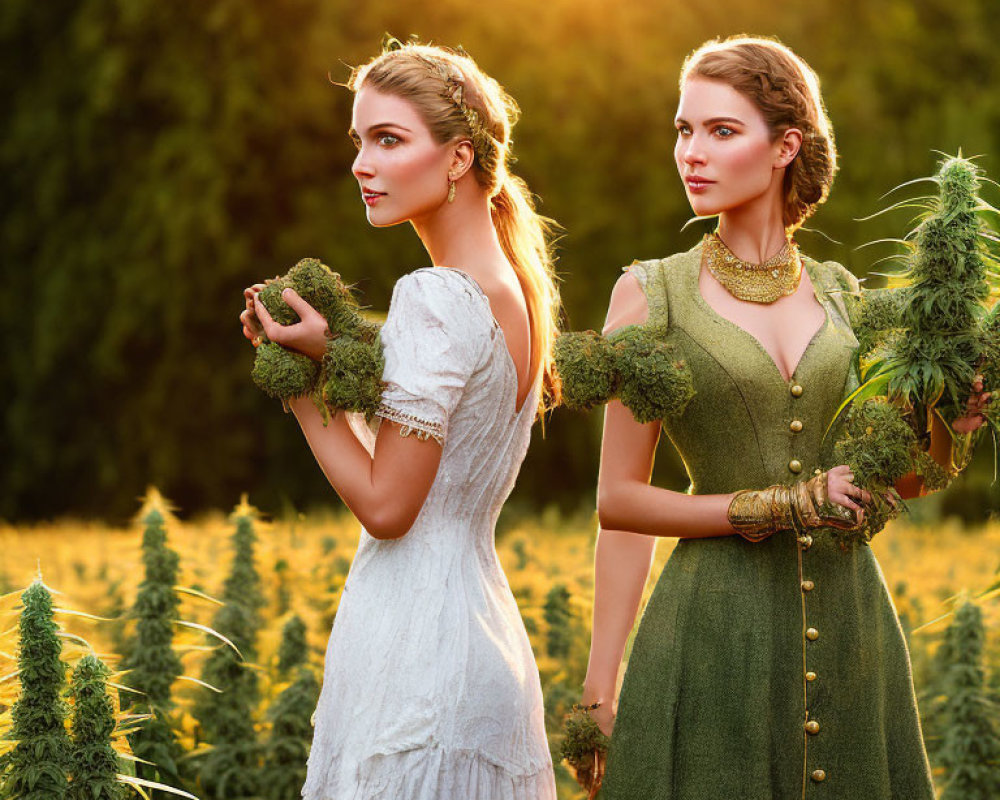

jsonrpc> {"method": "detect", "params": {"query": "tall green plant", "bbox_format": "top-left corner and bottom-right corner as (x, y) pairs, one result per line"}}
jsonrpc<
(937, 600), (1000, 799)
(893, 158), (993, 427)
(68, 655), (127, 800)
(0, 581), (71, 799)
(259, 669), (319, 800)
(829, 155), (1000, 544)
(260, 618), (318, 800)
(193, 499), (266, 799)
(275, 616), (307, 678)
(544, 584), (573, 659)
(119, 497), (185, 799)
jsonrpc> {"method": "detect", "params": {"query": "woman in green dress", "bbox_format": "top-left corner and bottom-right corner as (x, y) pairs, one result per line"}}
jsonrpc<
(580, 37), (990, 799)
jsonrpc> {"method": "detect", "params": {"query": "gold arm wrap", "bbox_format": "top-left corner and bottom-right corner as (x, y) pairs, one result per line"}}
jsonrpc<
(728, 471), (862, 543)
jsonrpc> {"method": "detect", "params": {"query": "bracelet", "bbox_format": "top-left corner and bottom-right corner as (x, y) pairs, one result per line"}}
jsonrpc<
(572, 701), (603, 712)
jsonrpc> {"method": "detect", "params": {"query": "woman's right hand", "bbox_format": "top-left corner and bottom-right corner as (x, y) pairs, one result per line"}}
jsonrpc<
(240, 278), (277, 345)
(825, 464), (872, 518)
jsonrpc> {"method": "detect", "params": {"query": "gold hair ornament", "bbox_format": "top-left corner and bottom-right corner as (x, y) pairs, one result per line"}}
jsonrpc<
(434, 60), (498, 172)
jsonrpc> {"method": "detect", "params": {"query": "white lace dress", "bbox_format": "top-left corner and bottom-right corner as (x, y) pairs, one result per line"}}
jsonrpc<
(300, 268), (556, 800)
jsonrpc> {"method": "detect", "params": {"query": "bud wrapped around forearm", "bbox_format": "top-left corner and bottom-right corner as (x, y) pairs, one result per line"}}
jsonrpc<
(553, 324), (694, 422)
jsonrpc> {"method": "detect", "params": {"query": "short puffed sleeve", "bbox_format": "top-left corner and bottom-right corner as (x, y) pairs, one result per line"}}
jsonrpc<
(375, 269), (487, 445)
(623, 257), (672, 328)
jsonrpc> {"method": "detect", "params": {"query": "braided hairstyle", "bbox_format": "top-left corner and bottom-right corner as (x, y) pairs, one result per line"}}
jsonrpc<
(348, 41), (561, 412)
(681, 36), (837, 233)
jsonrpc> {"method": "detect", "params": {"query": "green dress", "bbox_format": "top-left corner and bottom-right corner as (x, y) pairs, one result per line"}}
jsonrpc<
(599, 242), (934, 800)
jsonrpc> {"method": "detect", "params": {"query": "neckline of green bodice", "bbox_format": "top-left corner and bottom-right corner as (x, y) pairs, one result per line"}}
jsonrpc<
(682, 241), (834, 386)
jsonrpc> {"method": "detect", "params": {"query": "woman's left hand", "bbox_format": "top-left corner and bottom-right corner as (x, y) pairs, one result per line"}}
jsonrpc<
(952, 374), (991, 434)
(252, 288), (330, 361)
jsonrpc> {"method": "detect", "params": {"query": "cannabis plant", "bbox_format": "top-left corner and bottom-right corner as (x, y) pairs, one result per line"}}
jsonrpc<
(0, 581), (72, 799)
(68, 655), (128, 800)
(251, 258), (383, 416)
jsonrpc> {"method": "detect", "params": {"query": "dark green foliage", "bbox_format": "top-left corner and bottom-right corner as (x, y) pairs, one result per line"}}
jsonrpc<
(980, 302), (1000, 395)
(893, 158), (991, 419)
(855, 287), (908, 358)
(835, 400), (917, 487)
(832, 400), (917, 545)
(7, 0), (1000, 521)
(193, 505), (266, 799)
(611, 326), (695, 424)
(257, 259), (359, 334)
(67, 656), (127, 800)
(833, 155), (999, 541)
(554, 331), (618, 412)
(119, 505), (185, 799)
(553, 325), (694, 423)
(321, 336), (384, 417)
(252, 258), (384, 412)
(251, 343), (319, 401)
(558, 707), (609, 791)
(276, 616), (308, 677)
(543, 584), (572, 659)
(936, 601), (1000, 799)
(0, 582), (71, 799)
(273, 559), (291, 618)
(259, 668), (319, 800)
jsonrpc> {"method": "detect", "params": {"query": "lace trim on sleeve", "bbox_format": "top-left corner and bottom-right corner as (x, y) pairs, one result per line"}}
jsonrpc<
(375, 402), (444, 445)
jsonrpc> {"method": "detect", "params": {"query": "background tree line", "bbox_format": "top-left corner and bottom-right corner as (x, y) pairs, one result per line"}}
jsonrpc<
(3, 0), (999, 522)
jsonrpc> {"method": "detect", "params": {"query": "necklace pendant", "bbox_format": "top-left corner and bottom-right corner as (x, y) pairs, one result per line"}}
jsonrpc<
(702, 231), (803, 304)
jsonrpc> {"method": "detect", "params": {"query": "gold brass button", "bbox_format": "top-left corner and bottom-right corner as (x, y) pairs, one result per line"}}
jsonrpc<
(791, 384), (804, 397)
(790, 419), (803, 433)
(789, 459), (803, 473)
(811, 769), (826, 782)
(806, 671), (817, 681)
(813, 468), (823, 476)
(799, 534), (813, 549)
(806, 627), (819, 641)
(802, 580), (815, 592)
(805, 720), (820, 734)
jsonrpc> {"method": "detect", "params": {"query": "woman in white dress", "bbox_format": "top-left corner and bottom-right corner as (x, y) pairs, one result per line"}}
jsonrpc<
(239, 42), (559, 800)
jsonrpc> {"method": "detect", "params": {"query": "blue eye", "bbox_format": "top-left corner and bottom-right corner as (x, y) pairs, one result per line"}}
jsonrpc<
(676, 125), (691, 136)
(715, 126), (734, 138)
(378, 133), (400, 146)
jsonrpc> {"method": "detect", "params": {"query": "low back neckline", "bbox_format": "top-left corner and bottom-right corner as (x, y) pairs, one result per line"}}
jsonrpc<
(431, 266), (537, 418)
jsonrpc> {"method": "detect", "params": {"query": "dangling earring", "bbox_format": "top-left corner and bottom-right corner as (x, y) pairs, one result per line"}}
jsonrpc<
(447, 177), (456, 203)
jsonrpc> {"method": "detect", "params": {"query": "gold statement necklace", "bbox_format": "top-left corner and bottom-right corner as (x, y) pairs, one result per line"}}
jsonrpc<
(703, 230), (802, 304)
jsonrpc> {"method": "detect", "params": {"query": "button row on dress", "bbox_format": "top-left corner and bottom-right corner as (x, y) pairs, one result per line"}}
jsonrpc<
(788, 383), (803, 472)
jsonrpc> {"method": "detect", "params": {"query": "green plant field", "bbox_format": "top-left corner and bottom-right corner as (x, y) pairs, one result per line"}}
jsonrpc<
(2, 507), (998, 798)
